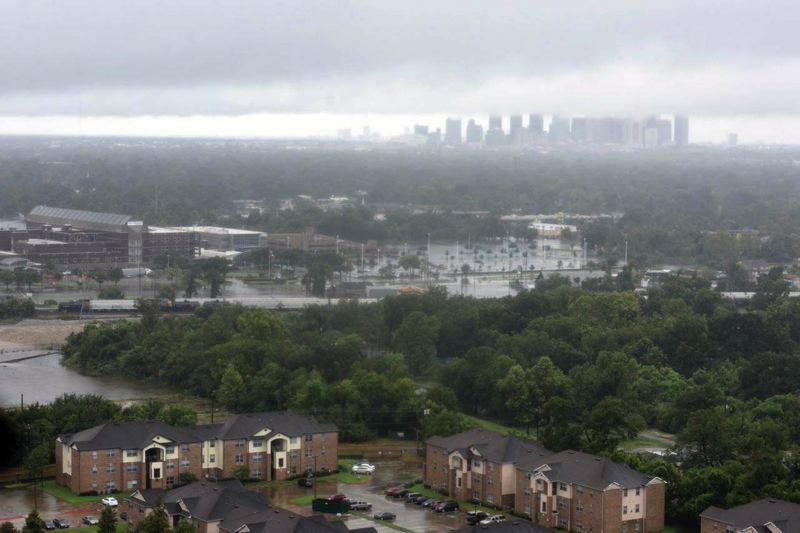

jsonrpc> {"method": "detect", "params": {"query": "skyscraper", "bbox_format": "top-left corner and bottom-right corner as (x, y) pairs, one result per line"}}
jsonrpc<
(444, 118), (462, 145)
(414, 124), (429, 136)
(674, 115), (689, 147)
(465, 119), (484, 143)
(529, 114), (544, 135)
(489, 115), (503, 132)
(549, 116), (571, 143)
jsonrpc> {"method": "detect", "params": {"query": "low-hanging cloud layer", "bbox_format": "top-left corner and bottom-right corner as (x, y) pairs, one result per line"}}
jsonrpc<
(1, 0), (798, 140)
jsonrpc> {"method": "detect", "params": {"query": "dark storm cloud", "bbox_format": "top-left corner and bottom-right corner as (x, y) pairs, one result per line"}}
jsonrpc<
(0, 0), (798, 115)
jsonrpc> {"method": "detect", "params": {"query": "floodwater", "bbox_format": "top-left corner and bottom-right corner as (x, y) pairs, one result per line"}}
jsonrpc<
(2, 458), (467, 532)
(0, 351), (162, 407)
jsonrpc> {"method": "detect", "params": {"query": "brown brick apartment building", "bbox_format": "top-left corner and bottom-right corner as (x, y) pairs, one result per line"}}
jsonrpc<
(424, 428), (551, 509)
(514, 449), (665, 533)
(56, 412), (337, 495)
(700, 498), (800, 533)
(124, 479), (376, 533)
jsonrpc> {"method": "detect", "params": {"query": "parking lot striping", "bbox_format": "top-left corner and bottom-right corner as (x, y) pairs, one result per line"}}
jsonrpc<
(349, 512), (416, 533)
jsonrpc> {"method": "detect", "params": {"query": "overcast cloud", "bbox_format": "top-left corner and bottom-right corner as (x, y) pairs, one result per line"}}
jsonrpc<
(0, 0), (798, 140)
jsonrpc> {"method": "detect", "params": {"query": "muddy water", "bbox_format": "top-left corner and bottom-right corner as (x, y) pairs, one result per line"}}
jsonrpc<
(0, 352), (162, 407)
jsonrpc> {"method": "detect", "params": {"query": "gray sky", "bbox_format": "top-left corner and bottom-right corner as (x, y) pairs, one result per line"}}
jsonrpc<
(1, 0), (798, 142)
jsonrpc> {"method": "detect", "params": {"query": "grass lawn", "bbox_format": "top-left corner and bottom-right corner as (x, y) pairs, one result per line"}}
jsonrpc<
(332, 459), (370, 485)
(70, 524), (127, 533)
(462, 415), (522, 436)
(42, 480), (129, 505)
(405, 483), (444, 500)
(290, 495), (315, 506)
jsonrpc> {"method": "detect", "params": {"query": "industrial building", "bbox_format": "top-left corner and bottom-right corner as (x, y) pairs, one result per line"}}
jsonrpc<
(166, 226), (267, 252)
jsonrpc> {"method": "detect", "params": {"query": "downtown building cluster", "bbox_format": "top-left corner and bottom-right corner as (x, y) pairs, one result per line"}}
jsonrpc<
(414, 114), (690, 148)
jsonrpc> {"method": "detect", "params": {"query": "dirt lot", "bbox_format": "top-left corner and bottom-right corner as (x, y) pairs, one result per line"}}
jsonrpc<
(0, 318), (120, 350)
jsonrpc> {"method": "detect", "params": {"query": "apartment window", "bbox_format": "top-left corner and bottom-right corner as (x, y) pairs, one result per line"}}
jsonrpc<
(443, 466), (448, 474)
(235, 439), (245, 448)
(542, 502), (547, 513)
(106, 464), (115, 473)
(252, 440), (263, 448)
(181, 445), (190, 453)
(636, 487), (641, 496)
(487, 463), (494, 472)
(251, 470), (262, 479)
(92, 451), (98, 460)
(560, 483), (567, 491)
(525, 472), (532, 480)
(166, 476), (175, 486)
(623, 489), (628, 497)
(106, 450), (116, 458)
(559, 519), (568, 528)
(635, 524), (640, 531)
(433, 465), (437, 472)
(105, 481), (116, 491)
(291, 466), (297, 474)
(181, 459), (190, 468)
(442, 450), (447, 457)
(536, 479), (542, 486)
(725, 528), (734, 533)
(524, 488), (531, 496)
(576, 523), (584, 533)
(472, 475), (480, 485)
(524, 505), (531, 515)
(487, 477), (493, 485)
(126, 449), (138, 458)
(304, 434), (313, 442)
(321, 449), (326, 456)
(487, 495), (494, 504)
(623, 505), (628, 515)
(457, 477), (462, 488)
(166, 462), (175, 471)
(559, 500), (567, 509)
(472, 459), (482, 468)
(91, 482), (98, 490)
(321, 434), (327, 443)
(589, 503), (594, 513)
(305, 448), (312, 457)
(278, 458), (284, 468)
(252, 454), (263, 464)
(289, 451), (298, 459)
(166, 446), (175, 454)
(209, 441), (215, 448)
(577, 486), (584, 495)
(235, 454), (244, 465)
(473, 490), (480, 500)
(127, 480), (138, 489)
(126, 464), (138, 473)
(577, 502), (583, 512)
(92, 465), (98, 474)
(209, 454), (216, 463)
(635, 504), (640, 513)
(291, 437), (299, 446)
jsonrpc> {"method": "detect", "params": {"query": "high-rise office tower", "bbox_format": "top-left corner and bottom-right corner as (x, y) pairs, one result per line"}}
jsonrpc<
(489, 115), (503, 132)
(571, 118), (588, 142)
(642, 116), (673, 145)
(549, 116), (571, 143)
(465, 119), (484, 143)
(529, 114), (544, 135)
(444, 118), (462, 145)
(414, 124), (429, 136)
(674, 115), (689, 147)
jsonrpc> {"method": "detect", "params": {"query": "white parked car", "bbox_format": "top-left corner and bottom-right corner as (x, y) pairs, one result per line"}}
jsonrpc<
(350, 463), (376, 474)
(480, 515), (506, 525)
(101, 497), (119, 507)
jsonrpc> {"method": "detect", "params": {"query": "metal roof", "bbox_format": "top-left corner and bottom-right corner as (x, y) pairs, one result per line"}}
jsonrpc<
(28, 205), (131, 228)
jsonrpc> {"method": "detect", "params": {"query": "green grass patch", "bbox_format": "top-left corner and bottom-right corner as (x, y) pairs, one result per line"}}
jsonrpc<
(462, 415), (521, 436)
(290, 495), (315, 506)
(69, 524), (127, 533)
(42, 480), (129, 505)
(405, 483), (444, 499)
(332, 459), (370, 484)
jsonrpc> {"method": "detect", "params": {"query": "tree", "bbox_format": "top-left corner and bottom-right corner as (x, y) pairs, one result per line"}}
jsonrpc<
(177, 471), (198, 486)
(97, 504), (117, 533)
(137, 503), (170, 533)
(107, 268), (124, 286)
(174, 521), (197, 533)
(159, 405), (197, 427)
(0, 523), (18, 533)
(398, 254), (421, 276)
(98, 286), (125, 299)
(24, 443), (50, 485)
(21, 511), (43, 533)
(393, 311), (440, 376)
(216, 364), (245, 410)
(0, 271), (14, 291)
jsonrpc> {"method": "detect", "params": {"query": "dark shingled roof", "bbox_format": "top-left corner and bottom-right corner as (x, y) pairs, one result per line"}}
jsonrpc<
(222, 508), (376, 533)
(455, 521), (552, 533)
(701, 499), (800, 532)
(58, 411), (336, 451)
(427, 429), (550, 464)
(60, 420), (199, 451)
(216, 412), (337, 440)
(516, 449), (655, 491)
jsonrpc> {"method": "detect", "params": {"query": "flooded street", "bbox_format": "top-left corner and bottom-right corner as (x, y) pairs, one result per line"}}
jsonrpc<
(0, 352), (162, 407)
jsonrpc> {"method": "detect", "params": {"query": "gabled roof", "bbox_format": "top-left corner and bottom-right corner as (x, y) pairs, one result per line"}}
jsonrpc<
(60, 421), (199, 451)
(427, 429), (550, 465)
(223, 508), (375, 533)
(701, 499), (800, 533)
(58, 411), (336, 451)
(517, 449), (656, 491)
(216, 412), (337, 440)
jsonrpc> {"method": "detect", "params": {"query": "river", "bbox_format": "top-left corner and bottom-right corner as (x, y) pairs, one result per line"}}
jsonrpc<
(0, 351), (162, 407)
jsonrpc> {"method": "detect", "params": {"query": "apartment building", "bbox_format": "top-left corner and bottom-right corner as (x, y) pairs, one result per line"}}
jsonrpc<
(514, 450), (665, 533)
(700, 498), (800, 533)
(124, 479), (376, 533)
(56, 411), (337, 495)
(425, 429), (551, 508)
